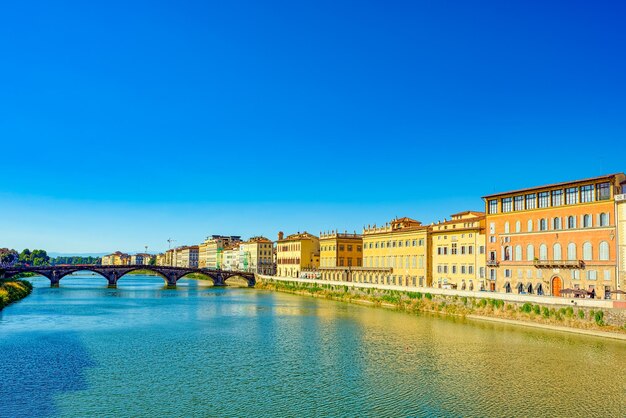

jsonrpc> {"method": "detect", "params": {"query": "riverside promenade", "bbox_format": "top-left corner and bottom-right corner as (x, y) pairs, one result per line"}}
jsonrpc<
(257, 274), (621, 310)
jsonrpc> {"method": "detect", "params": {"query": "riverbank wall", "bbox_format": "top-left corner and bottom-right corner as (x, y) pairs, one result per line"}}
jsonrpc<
(256, 275), (626, 339)
(0, 279), (33, 310)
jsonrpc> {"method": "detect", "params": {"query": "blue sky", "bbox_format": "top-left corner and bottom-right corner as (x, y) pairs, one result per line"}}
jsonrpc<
(1, 0), (625, 254)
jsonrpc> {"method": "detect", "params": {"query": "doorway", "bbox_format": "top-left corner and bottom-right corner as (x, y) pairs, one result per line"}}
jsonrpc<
(551, 276), (562, 297)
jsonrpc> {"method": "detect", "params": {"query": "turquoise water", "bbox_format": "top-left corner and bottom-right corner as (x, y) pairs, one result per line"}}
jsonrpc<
(1, 274), (625, 417)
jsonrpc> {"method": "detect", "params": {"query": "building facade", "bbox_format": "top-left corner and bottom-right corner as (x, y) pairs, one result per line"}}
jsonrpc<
(202, 235), (242, 269)
(239, 236), (274, 274)
(178, 246), (199, 268)
(130, 253), (153, 265)
(431, 211), (486, 290)
(357, 217), (430, 287)
(317, 231), (363, 281)
(101, 251), (131, 266)
(484, 174), (625, 299)
(276, 232), (319, 278)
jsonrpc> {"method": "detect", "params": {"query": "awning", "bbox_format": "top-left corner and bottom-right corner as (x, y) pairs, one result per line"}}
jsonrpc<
(503, 281), (510, 288)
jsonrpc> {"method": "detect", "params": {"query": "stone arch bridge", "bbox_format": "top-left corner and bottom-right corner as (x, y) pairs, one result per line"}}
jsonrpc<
(0, 265), (256, 288)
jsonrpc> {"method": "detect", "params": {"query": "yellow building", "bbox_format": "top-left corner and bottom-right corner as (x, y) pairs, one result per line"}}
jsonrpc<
(198, 242), (209, 268)
(276, 231), (319, 278)
(101, 251), (131, 266)
(156, 253), (166, 266)
(357, 217), (430, 287)
(318, 231), (362, 281)
(178, 245), (199, 268)
(239, 236), (274, 274)
(431, 211), (486, 290)
(130, 253), (153, 265)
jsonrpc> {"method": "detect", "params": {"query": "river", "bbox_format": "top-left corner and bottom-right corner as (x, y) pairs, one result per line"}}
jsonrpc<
(0, 274), (624, 417)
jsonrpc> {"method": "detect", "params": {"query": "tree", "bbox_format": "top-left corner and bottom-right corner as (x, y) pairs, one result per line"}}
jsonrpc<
(19, 249), (32, 265)
(0, 248), (19, 266)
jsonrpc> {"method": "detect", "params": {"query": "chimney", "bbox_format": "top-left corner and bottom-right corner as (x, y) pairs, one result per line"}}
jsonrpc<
(278, 231), (284, 240)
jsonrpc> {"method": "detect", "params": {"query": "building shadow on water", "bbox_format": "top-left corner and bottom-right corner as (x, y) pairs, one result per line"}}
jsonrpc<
(0, 331), (96, 418)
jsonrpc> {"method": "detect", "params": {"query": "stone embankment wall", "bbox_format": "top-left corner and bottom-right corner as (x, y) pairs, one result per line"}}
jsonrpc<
(256, 275), (626, 337)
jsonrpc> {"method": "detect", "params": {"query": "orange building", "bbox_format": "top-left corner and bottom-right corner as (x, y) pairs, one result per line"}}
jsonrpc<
(483, 173), (625, 299)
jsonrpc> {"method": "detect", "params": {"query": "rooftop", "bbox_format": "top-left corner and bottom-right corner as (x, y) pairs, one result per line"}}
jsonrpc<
(482, 173), (625, 199)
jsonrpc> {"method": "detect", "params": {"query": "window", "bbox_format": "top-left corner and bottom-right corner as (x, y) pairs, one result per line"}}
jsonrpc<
(597, 182), (611, 201)
(452, 265), (457, 274)
(347, 245), (353, 251)
(461, 246), (466, 255)
(527, 220), (533, 232)
(468, 246), (474, 254)
(553, 243), (562, 260)
(526, 244), (534, 261)
(479, 267), (485, 279)
(504, 246), (511, 261)
(526, 194), (536, 210)
(515, 221), (521, 233)
(581, 185), (594, 203)
(451, 243), (457, 255)
(583, 242), (592, 261)
(583, 214), (592, 228)
(504, 222), (510, 234)
(567, 216), (576, 229)
(502, 197), (513, 213)
(539, 244), (547, 260)
(599, 241), (609, 261)
(538, 192), (549, 208)
(515, 245), (522, 261)
(604, 270), (611, 281)
(566, 187), (578, 205)
(567, 243), (577, 260)
(586, 270), (597, 281)
(488, 199), (498, 214)
(490, 269), (496, 280)
(599, 213), (609, 227)
(572, 270), (580, 280)
(553, 217), (561, 230)
(552, 189), (563, 206)
(479, 246), (485, 254)
(539, 219), (547, 231)
(504, 269), (512, 278)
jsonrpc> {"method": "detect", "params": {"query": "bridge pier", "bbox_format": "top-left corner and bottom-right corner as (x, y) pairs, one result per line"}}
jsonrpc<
(166, 278), (177, 289)
(50, 271), (60, 287)
(213, 273), (226, 286)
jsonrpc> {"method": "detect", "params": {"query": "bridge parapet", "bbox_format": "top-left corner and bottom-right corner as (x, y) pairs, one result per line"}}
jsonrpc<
(0, 265), (256, 288)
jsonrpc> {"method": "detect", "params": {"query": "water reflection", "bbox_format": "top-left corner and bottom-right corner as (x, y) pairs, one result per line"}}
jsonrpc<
(0, 274), (624, 417)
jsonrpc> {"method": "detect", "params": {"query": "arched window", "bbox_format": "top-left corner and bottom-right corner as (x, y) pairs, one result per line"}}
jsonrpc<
(599, 241), (609, 261)
(527, 220), (533, 232)
(515, 245), (522, 261)
(526, 244), (535, 261)
(540, 219), (547, 231)
(567, 243), (577, 260)
(567, 216), (576, 229)
(599, 213), (609, 227)
(553, 217), (561, 230)
(515, 221), (521, 233)
(504, 222), (510, 234)
(504, 246), (511, 261)
(539, 244), (548, 260)
(553, 243), (562, 260)
(583, 214), (592, 228)
(583, 242), (592, 261)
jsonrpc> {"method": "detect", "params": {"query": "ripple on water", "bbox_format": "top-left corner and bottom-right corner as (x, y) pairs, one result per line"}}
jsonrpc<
(0, 275), (625, 418)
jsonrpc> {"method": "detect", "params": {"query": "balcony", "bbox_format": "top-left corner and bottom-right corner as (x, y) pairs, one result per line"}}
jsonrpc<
(533, 259), (585, 269)
(486, 260), (499, 267)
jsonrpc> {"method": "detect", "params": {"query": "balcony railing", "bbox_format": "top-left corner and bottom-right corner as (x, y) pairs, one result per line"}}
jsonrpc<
(533, 259), (584, 269)
(486, 260), (499, 267)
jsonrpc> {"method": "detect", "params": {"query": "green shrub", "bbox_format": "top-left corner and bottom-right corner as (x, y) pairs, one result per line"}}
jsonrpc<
(533, 305), (541, 315)
(461, 296), (468, 305)
(478, 299), (488, 308)
(520, 302), (533, 313)
(578, 309), (585, 319)
(425, 293), (433, 300)
(542, 307), (550, 318)
(565, 307), (574, 318)
(594, 310), (605, 326)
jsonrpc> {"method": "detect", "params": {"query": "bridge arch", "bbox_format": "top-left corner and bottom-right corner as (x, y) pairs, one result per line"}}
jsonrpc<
(175, 271), (217, 285)
(223, 273), (256, 287)
(115, 267), (170, 284)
